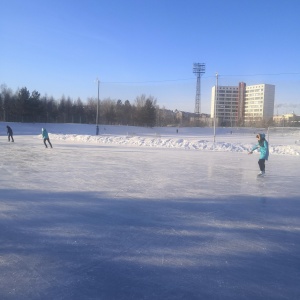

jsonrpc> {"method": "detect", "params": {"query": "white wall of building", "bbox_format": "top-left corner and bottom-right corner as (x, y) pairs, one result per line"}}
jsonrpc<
(244, 84), (275, 121)
(211, 83), (275, 124)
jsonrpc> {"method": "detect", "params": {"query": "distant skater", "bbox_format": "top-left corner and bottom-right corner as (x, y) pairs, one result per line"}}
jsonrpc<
(248, 133), (269, 176)
(42, 128), (53, 148)
(6, 125), (14, 142)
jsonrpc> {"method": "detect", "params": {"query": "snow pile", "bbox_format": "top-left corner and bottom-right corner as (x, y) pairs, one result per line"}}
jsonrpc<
(2, 122), (299, 156)
(48, 133), (300, 156)
(269, 144), (300, 156)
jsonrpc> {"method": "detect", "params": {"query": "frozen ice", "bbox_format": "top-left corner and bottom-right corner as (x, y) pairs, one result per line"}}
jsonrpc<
(0, 123), (299, 299)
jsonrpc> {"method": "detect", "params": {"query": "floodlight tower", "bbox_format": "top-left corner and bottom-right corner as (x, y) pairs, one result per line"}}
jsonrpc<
(193, 63), (206, 114)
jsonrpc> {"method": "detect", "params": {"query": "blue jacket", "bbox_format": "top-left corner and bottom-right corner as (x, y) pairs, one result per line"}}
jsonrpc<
(42, 128), (49, 139)
(252, 133), (269, 160)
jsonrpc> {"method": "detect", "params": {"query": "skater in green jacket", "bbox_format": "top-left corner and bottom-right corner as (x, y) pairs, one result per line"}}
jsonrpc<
(42, 128), (53, 148)
(248, 133), (269, 176)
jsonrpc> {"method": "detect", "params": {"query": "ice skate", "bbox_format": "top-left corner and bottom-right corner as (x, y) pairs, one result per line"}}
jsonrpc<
(257, 171), (265, 177)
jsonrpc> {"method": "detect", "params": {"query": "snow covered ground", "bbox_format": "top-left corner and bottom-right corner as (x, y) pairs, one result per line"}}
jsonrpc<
(0, 122), (300, 299)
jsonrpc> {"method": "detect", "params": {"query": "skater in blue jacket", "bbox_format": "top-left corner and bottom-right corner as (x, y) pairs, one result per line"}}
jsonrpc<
(42, 128), (53, 148)
(248, 133), (269, 176)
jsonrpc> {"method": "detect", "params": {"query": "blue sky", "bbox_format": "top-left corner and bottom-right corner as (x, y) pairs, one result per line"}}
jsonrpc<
(1, 0), (300, 114)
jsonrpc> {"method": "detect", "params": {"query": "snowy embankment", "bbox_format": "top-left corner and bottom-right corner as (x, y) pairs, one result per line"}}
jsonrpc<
(2, 122), (299, 155)
(48, 133), (300, 156)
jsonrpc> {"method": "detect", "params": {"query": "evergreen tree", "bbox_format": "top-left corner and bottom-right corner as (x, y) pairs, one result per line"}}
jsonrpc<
(16, 87), (30, 122)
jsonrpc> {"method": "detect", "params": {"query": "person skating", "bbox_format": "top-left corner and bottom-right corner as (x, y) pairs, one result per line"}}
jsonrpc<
(6, 125), (14, 142)
(42, 128), (53, 148)
(248, 133), (269, 176)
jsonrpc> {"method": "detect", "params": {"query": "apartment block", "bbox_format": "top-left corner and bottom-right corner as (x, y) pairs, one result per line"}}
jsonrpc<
(244, 84), (275, 123)
(211, 83), (275, 126)
(211, 86), (239, 126)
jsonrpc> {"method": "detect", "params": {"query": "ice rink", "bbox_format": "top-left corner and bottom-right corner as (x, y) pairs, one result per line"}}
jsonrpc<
(0, 124), (300, 299)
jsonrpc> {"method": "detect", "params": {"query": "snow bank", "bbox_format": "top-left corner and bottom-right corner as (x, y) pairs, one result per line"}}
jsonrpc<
(48, 133), (300, 156)
(2, 122), (299, 156)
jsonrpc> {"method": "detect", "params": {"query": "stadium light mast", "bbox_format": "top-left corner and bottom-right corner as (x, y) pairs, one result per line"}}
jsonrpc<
(96, 78), (100, 135)
(193, 63), (206, 115)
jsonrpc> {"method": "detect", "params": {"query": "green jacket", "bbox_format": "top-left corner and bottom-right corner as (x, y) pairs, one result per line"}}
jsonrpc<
(42, 128), (49, 139)
(252, 133), (269, 160)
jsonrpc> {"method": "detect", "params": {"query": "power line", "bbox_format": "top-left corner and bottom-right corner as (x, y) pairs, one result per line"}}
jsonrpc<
(101, 72), (300, 84)
(220, 72), (300, 77)
(101, 78), (195, 84)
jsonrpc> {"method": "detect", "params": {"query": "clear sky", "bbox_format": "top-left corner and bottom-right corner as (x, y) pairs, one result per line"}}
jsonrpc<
(1, 0), (300, 114)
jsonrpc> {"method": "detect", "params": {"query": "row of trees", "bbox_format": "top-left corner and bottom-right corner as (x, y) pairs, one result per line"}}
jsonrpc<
(2, 85), (294, 128)
(0, 85), (163, 127)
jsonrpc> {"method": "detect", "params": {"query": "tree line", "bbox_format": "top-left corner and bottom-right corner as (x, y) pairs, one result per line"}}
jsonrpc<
(0, 84), (175, 127)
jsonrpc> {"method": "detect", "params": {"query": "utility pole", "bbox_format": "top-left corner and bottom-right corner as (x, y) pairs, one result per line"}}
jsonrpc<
(96, 78), (100, 135)
(214, 73), (218, 143)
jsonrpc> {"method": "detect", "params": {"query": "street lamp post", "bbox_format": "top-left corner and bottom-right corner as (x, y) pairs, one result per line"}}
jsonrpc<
(214, 73), (218, 143)
(96, 78), (100, 135)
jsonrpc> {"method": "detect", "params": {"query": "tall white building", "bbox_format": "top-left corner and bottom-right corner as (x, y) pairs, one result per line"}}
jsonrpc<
(211, 83), (275, 126)
(211, 86), (239, 126)
(244, 84), (275, 123)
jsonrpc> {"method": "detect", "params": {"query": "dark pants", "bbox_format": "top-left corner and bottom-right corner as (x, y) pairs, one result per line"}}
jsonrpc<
(258, 159), (265, 172)
(8, 134), (14, 142)
(44, 138), (52, 148)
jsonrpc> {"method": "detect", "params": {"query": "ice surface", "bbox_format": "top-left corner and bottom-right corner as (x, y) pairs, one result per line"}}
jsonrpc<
(0, 123), (300, 299)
